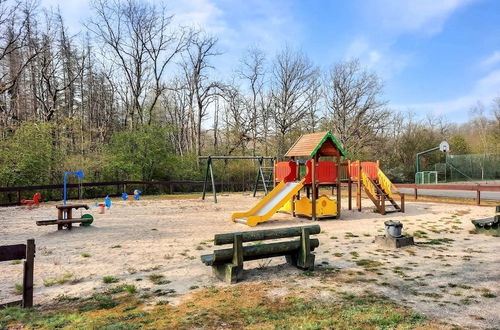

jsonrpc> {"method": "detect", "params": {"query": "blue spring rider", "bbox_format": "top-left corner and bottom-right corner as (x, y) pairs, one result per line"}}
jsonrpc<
(122, 190), (142, 201)
(95, 196), (112, 209)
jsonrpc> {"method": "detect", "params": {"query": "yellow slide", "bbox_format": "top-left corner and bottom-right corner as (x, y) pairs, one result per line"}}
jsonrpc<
(232, 179), (305, 226)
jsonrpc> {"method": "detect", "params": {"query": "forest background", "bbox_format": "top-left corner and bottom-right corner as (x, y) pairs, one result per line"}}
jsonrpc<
(0, 0), (498, 200)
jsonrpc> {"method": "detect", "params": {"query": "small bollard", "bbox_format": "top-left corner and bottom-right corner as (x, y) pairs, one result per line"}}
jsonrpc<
(384, 220), (403, 238)
(376, 220), (413, 248)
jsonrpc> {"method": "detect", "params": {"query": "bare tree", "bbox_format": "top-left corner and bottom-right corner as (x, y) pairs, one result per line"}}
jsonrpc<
(0, 0), (38, 123)
(271, 46), (318, 155)
(180, 32), (220, 156)
(87, 0), (188, 126)
(238, 47), (265, 155)
(220, 85), (253, 155)
(304, 72), (321, 133)
(323, 59), (390, 156)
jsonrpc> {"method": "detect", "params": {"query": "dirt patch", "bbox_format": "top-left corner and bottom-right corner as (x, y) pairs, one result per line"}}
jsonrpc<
(0, 195), (498, 328)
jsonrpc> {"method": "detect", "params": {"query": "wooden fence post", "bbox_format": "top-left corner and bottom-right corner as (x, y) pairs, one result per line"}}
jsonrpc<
(357, 161), (362, 212)
(476, 185), (480, 206)
(22, 239), (35, 308)
(400, 194), (405, 213)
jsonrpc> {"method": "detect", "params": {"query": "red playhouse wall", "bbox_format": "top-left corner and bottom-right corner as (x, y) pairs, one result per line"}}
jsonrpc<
(349, 162), (378, 180)
(303, 160), (338, 184)
(275, 161), (297, 182)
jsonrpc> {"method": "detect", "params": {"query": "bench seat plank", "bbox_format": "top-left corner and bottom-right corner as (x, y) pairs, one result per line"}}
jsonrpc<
(36, 218), (92, 226)
(214, 225), (320, 245)
(201, 238), (319, 266)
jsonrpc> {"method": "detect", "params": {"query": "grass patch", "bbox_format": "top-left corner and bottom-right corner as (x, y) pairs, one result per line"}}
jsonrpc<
(14, 284), (23, 295)
(355, 259), (383, 269)
(11, 259), (21, 265)
(102, 276), (119, 284)
(148, 274), (170, 285)
(481, 292), (496, 298)
(43, 273), (73, 287)
(81, 253), (90, 258)
(0, 284), (444, 329)
(411, 230), (429, 238)
(420, 238), (454, 245)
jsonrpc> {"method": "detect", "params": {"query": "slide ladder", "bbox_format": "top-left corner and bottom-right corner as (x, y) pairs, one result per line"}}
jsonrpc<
(362, 169), (403, 215)
(232, 179), (305, 226)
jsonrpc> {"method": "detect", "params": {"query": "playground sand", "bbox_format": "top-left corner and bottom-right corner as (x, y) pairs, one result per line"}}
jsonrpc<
(0, 195), (498, 328)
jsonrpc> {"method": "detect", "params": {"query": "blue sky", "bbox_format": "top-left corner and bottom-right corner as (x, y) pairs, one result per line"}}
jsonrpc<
(43, 0), (500, 123)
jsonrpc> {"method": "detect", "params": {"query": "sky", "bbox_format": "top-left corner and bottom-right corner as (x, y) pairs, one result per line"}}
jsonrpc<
(41, 0), (500, 123)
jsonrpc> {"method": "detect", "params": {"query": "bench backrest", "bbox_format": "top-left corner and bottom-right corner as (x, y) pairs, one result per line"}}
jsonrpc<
(214, 225), (321, 245)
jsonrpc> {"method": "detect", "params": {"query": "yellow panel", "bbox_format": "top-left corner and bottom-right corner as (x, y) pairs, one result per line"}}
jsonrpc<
(295, 197), (312, 216)
(294, 195), (337, 217)
(280, 199), (292, 213)
(316, 195), (337, 217)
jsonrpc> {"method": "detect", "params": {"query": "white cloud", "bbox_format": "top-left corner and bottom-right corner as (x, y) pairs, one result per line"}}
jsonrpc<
(342, 1), (476, 79)
(360, 0), (476, 37)
(170, 0), (227, 34)
(169, 0), (303, 78)
(479, 50), (500, 69)
(344, 36), (412, 78)
(40, 0), (90, 34)
(393, 69), (500, 119)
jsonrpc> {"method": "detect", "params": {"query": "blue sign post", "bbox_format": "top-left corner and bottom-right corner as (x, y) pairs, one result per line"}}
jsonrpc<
(63, 171), (84, 205)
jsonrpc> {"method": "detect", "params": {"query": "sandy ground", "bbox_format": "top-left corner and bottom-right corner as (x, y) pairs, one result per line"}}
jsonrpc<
(0, 194), (499, 329)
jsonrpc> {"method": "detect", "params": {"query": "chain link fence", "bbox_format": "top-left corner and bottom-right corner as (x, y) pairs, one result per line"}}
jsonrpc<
(435, 154), (500, 182)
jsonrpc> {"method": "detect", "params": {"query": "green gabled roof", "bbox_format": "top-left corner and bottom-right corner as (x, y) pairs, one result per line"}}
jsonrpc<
(285, 131), (347, 158)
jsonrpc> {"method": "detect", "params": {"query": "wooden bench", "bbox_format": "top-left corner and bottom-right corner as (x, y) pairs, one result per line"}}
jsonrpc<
(0, 239), (35, 308)
(201, 225), (320, 283)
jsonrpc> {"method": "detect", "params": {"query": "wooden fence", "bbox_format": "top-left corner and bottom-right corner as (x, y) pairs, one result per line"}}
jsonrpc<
(0, 180), (248, 207)
(1, 181), (498, 207)
(394, 184), (500, 205)
(0, 239), (35, 308)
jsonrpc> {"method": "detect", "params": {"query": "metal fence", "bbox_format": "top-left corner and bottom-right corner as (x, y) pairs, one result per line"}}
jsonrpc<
(435, 153), (500, 182)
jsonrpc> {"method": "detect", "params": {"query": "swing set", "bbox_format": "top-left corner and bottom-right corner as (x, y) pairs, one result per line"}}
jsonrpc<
(199, 156), (276, 203)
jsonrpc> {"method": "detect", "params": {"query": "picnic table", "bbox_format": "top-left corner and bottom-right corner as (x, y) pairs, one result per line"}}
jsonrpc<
(36, 204), (92, 230)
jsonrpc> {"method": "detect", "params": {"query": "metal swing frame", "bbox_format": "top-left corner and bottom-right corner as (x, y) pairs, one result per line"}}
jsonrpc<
(199, 156), (275, 203)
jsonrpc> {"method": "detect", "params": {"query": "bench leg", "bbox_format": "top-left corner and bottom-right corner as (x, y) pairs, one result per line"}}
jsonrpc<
(286, 228), (315, 270)
(57, 223), (63, 230)
(212, 264), (240, 284)
(212, 234), (244, 284)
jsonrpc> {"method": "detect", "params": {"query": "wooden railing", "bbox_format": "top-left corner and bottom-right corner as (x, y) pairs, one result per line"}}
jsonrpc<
(377, 169), (395, 198)
(361, 171), (376, 198)
(394, 183), (500, 205)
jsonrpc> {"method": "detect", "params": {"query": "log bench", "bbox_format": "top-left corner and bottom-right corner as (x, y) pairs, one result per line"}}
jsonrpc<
(201, 225), (320, 283)
(471, 205), (499, 234)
